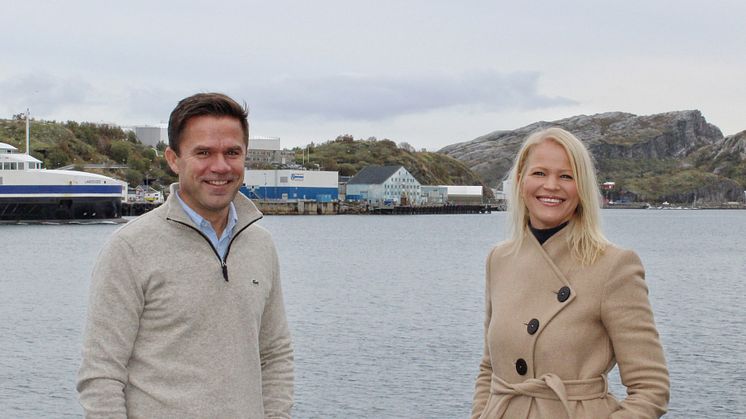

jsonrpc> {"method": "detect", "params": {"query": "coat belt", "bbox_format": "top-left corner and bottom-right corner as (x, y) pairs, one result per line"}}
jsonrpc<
(483, 373), (608, 418)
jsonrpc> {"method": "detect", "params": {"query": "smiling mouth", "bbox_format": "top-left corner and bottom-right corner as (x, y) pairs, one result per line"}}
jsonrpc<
(538, 196), (564, 204)
(205, 180), (231, 186)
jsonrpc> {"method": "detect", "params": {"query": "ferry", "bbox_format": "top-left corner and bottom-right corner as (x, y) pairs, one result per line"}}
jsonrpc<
(0, 114), (126, 221)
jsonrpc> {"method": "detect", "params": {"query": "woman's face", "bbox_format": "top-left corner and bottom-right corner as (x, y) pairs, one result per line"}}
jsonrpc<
(521, 140), (580, 229)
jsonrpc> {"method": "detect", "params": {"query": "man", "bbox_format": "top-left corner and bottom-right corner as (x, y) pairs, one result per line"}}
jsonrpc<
(77, 93), (293, 418)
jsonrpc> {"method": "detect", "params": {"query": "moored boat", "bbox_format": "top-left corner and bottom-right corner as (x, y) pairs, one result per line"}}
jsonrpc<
(0, 113), (127, 221)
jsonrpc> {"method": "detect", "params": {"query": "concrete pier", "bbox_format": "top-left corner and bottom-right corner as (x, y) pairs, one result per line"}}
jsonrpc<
(121, 200), (503, 216)
(368, 204), (499, 215)
(255, 200), (338, 215)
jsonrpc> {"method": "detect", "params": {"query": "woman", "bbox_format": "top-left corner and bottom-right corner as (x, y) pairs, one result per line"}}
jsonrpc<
(472, 128), (669, 418)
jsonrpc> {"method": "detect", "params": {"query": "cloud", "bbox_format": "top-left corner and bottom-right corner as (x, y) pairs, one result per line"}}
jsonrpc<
(0, 73), (179, 124)
(239, 70), (576, 121)
(0, 70), (576, 128)
(0, 74), (94, 116)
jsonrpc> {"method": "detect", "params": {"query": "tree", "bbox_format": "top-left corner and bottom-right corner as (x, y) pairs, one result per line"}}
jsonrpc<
(379, 139), (397, 149)
(143, 148), (157, 161)
(398, 142), (415, 152)
(335, 134), (354, 143)
(46, 149), (70, 168)
(125, 169), (144, 186)
(321, 157), (338, 171)
(128, 156), (148, 173)
(158, 157), (173, 174)
(338, 163), (356, 176)
(110, 141), (131, 163)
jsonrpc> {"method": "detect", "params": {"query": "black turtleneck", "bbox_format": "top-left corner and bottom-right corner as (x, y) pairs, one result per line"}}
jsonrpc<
(529, 221), (569, 245)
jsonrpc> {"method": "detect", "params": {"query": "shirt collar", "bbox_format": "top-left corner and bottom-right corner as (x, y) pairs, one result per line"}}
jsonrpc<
(175, 191), (238, 235)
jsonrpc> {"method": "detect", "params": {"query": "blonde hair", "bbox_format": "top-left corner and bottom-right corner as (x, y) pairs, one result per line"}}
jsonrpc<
(506, 127), (608, 264)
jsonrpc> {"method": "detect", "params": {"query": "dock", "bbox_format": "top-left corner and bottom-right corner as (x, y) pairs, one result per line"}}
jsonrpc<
(119, 201), (503, 216)
(122, 202), (161, 216)
(367, 204), (500, 215)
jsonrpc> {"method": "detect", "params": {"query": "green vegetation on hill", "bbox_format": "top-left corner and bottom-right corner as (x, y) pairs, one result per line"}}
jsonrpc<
(0, 117), (176, 188)
(1, 119), (490, 195)
(298, 135), (489, 191)
(690, 143), (746, 188)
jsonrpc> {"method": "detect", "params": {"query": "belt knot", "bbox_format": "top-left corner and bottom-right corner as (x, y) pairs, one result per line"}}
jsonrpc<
(482, 373), (608, 419)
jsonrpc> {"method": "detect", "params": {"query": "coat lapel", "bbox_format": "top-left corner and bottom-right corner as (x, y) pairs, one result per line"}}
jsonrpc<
(521, 228), (578, 368)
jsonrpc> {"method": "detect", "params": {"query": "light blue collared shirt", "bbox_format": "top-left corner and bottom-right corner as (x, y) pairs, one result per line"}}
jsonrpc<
(176, 192), (238, 261)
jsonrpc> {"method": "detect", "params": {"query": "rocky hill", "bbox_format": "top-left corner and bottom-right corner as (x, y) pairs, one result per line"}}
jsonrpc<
(440, 111), (745, 204)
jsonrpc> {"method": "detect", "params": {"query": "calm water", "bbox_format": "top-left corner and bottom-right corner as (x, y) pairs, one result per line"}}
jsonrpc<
(1, 210), (744, 418)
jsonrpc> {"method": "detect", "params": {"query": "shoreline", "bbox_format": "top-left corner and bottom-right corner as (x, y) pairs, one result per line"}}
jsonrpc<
(0, 218), (127, 225)
(604, 203), (746, 210)
(3, 203), (745, 223)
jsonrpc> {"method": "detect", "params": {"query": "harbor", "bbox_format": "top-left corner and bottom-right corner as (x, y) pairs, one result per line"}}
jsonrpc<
(2, 210), (744, 418)
(119, 200), (501, 217)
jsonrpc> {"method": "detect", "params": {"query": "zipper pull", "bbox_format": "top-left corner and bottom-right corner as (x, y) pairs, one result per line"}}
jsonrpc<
(222, 263), (229, 282)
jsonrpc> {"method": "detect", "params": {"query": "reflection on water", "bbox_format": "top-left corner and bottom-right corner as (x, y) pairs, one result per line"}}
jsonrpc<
(1, 210), (744, 418)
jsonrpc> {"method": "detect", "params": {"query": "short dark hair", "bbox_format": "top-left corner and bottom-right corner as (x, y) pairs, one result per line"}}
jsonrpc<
(167, 92), (249, 154)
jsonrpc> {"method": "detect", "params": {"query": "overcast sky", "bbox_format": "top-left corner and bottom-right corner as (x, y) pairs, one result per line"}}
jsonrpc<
(2, 0), (744, 150)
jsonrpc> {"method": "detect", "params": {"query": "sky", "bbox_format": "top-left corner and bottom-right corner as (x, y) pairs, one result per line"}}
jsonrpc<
(1, 0), (744, 151)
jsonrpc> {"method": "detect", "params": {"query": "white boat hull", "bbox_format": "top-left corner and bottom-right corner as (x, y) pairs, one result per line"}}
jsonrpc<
(0, 169), (126, 221)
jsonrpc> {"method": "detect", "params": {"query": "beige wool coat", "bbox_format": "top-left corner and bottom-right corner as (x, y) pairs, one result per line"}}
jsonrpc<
(472, 228), (669, 418)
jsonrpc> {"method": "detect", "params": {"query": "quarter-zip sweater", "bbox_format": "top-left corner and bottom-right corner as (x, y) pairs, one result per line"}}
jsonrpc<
(77, 185), (294, 418)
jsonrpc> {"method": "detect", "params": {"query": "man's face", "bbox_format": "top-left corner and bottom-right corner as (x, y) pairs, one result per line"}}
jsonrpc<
(165, 115), (246, 222)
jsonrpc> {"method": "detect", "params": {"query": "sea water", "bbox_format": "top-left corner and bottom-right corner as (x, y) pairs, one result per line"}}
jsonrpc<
(1, 210), (744, 418)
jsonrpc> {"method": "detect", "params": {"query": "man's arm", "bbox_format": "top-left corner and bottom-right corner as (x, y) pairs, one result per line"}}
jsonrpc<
(258, 243), (294, 418)
(77, 237), (144, 418)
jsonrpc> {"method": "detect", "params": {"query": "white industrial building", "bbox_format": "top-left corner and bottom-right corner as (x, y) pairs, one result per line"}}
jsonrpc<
(495, 180), (511, 201)
(246, 136), (296, 167)
(421, 186), (448, 205)
(131, 129), (296, 167)
(249, 136), (280, 150)
(242, 169), (338, 201)
(133, 126), (168, 147)
(441, 185), (484, 205)
(346, 165), (422, 206)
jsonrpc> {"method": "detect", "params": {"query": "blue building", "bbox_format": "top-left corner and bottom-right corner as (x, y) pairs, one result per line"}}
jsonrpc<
(242, 169), (338, 201)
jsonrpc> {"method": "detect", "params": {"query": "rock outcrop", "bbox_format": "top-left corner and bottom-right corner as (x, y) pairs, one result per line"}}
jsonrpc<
(660, 177), (744, 204)
(440, 110), (744, 203)
(715, 130), (746, 160)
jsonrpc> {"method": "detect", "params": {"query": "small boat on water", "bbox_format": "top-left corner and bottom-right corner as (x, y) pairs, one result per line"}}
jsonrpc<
(0, 112), (126, 221)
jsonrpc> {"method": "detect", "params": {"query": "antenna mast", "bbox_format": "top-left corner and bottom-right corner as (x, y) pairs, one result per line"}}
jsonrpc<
(25, 108), (30, 155)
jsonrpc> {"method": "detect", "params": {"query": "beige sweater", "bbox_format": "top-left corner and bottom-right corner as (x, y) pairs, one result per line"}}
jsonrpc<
(77, 187), (293, 418)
